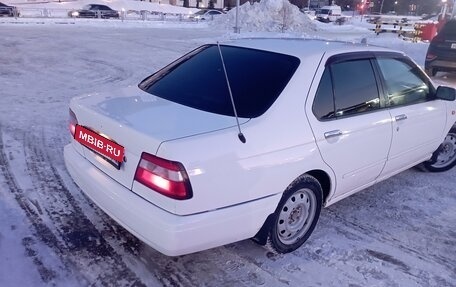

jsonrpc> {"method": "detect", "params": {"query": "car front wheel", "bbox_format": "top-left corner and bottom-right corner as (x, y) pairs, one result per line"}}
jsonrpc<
(422, 127), (456, 172)
(266, 174), (322, 254)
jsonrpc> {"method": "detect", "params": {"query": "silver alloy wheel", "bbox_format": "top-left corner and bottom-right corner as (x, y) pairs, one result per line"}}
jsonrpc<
(276, 188), (317, 245)
(431, 132), (456, 168)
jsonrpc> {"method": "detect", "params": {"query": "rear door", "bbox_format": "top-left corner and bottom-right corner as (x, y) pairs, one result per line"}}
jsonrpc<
(307, 54), (392, 198)
(375, 56), (447, 177)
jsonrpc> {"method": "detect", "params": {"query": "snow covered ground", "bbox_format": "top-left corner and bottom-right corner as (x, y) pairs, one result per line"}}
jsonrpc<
(1, 2), (456, 286)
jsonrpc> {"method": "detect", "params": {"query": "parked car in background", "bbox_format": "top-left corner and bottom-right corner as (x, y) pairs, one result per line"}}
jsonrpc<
(68, 4), (119, 19)
(316, 5), (342, 22)
(425, 20), (456, 77)
(65, 38), (456, 256)
(189, 9), (224, 20)
(300, 8), (316, 20)
(0, 2), (19, 17)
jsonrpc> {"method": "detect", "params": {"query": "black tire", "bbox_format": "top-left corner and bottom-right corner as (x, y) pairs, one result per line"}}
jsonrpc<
(422, 127), (456, 172)
(266, 174), (323, 254)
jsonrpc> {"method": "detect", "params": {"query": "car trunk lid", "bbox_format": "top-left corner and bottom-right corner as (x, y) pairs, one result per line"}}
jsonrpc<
(70, 85), (248, 192)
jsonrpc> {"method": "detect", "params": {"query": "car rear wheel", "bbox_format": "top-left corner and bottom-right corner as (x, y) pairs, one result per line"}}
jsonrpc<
(422, 127), (456, 172)
(266, 175), (322, 254)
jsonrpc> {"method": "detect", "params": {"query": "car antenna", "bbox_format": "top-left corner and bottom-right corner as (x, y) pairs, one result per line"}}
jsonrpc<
(216, 41), (246, 144)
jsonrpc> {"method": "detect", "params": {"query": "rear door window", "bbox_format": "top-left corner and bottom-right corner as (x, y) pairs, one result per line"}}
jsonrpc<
(312, 58), (380, 120)
(331, 59), (380, 117)
(441, 21), (456, 38)
(312, 69), (335, 120)
(139, 45), (300, 118)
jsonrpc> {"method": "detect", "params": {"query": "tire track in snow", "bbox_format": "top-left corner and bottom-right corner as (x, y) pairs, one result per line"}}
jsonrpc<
(0, 129), (63, 285)
(0, 127), (147, 286)
(21, 130), (147, 287)
(324, 208), (456, 276)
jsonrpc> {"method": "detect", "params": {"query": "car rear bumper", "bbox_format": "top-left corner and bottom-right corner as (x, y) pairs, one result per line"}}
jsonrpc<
(64, 144), (279, 256)
(426, 59), (456, 71)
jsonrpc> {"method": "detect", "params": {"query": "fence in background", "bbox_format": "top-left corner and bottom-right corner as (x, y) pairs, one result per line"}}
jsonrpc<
(4, 7), (201, 22)
(366, 15), (436, 42)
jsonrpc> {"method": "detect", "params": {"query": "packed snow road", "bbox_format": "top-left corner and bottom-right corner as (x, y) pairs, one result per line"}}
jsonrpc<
(0, 25), (455, 287)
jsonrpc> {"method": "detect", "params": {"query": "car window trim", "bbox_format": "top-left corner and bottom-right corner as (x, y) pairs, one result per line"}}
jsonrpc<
(325, 51), (376, 67)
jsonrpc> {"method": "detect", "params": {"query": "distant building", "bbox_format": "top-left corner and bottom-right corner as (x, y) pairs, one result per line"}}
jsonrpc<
(181, 0), (224, 9)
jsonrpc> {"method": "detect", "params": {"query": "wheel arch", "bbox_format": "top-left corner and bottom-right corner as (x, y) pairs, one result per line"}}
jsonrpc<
(252, 169), (332, 245)
(306, 169), (332, 205)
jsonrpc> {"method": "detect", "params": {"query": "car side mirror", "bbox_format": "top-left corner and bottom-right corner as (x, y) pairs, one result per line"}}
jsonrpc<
(435, 86), (456, 101)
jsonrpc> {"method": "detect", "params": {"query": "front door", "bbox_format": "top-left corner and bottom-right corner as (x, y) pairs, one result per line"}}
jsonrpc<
(375, 57), (447, 177)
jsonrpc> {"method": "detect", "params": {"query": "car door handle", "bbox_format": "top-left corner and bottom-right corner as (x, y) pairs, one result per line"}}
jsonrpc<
(395, 114), (407, 121)
(324, 130), (342, 139)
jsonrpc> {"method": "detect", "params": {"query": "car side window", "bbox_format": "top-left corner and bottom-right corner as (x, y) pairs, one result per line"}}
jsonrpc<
(376, 58), (431, 107)
(312, 68), (335, 120)
(331, 59), (380, 117)
(313, 59), (380, 120)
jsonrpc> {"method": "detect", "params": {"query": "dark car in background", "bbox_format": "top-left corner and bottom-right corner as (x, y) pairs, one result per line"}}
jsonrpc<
(68, 4), (119, 19)
(0, 2), (19, 17)
(425, 20), (456, 77)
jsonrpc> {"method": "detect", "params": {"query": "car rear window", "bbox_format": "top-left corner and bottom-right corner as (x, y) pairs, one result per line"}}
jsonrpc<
(139, 45), (300, 118)
(442, 21), (456, 37)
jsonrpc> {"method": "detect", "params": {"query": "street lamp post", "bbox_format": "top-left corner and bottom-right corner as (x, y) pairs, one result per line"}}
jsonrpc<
(234, 0), (240, 33)
(442, 0), (448, 16)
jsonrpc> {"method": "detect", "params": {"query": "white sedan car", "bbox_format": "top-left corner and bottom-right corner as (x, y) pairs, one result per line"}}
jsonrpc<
(64, 39), (456, 256)
(189, 9), (224, 20)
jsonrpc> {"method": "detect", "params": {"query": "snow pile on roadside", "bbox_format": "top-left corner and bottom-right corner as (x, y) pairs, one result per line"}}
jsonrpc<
(212, 0), (316, 33)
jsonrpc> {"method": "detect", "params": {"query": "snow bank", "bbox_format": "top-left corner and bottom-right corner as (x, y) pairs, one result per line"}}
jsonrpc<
(212, 0), (316, 33)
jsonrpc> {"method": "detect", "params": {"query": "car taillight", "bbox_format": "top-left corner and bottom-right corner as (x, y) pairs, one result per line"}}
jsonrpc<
(69, 109), (78, 137)
(134, 152), (193, 200)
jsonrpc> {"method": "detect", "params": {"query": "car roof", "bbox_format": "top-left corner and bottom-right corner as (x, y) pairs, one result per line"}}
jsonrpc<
(221, 38), (401, 61)
(87, 4), (109, 7)
(200, 9), (223, 13)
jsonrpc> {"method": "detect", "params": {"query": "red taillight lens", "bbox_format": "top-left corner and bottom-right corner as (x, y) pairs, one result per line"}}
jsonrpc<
(134, 152), (193, 200)
(69, 109), (78, 137)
